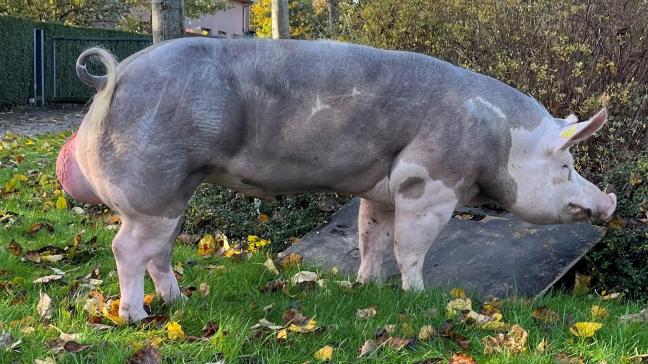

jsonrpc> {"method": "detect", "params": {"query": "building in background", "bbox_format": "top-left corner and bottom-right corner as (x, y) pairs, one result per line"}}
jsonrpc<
(185, 0), (253, 37)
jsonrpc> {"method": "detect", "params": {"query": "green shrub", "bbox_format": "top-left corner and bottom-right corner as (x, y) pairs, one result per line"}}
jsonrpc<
(585, 154), (648, 298)
(183, 184), (350, 252)
(338, 0), (648, 177)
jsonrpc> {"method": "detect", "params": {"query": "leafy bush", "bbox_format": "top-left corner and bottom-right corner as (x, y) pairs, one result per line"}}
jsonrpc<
(585, 155), (648, 298)
(183, 184), (350, 252)
(338, 0), (648, 177)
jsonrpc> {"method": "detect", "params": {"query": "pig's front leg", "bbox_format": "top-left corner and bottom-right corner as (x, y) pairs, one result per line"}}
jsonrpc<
(390, 162), (458, 290)
(146, 223), (182, 303)
(112, 214), (181, 322)
(357, 198), (394, 283)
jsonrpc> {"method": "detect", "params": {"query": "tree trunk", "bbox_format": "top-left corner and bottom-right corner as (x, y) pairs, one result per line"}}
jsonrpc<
(328, 0), (338, 37)
(152, 0), (184, 43)
(271, 0), (289, 39)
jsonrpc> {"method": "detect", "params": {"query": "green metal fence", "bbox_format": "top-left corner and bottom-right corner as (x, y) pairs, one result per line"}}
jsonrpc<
(52, 37), (152, 102)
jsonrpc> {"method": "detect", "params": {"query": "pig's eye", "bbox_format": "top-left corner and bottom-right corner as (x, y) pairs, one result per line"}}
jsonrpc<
(562, 165), (572, 181)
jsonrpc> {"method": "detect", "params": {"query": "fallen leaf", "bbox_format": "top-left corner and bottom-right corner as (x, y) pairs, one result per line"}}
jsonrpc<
(7, 240), (22, 256)
(143, 294), (156, 305)
(607, 215), (625, 229)
(284, 309), (318, 333)
(418, 325), (435, 341)
(599, 291), (623, 301)
(251, 318), (284, 331)
(314, 345), (333, 361)
(619, 308), (648, 323)
(276, 329), (287, 342)
(450, 288), (467, 299)
(264, 258), (280, 275)
(138, 315), (170, 329)
(573, 273), (591, 295)
(55, 196), (68, 210)
(591, 305), (608, 319)
(33, 274), (64, 284)
(197, 234), (215, 257)
(127, 345), (161, 364)
(448, 353), (477, 364)
(358, 339), (377, 358)
(536, 338), (547, 352)
(291, 271), (318, 285)
(482, 324), (528, 354)
(37, 290), (52, 319)
(63, 341), (88, 353)
(447, 298), (472, 318)
(34, 358), (57, 364)
(0, 332), (21, 351)
(166, 321), (185, 340)
(199, 282), (210, 297)
(532, 305), (560, 324)
(202, 321), (219, 338)
(553, 352), (585, 364)
(258, 213), (270, 223)
(260, 279), (287, 293)
(356, 306), (377, 320)
(280, 253), (302, 269)
(569, 322), (603, 337)
(389, 336), (414, 350)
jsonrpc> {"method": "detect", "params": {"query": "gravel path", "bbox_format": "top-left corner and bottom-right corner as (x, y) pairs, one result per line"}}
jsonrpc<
(0, 106), (84, 136)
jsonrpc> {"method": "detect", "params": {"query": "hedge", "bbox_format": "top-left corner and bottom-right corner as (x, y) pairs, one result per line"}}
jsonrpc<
(0, 16), (151, 108)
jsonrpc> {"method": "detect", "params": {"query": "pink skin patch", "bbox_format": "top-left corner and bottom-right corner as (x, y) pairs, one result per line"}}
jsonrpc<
(56, 133), (102, 205)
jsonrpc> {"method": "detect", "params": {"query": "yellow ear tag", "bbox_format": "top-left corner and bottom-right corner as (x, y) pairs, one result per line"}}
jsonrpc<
(560, 125), (578, 138)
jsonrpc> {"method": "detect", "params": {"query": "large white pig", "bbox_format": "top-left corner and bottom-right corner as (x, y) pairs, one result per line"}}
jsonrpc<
(56, 38), (616, 321)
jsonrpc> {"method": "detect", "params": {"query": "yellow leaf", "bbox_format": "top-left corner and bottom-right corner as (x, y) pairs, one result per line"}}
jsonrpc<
(570, 322), (603, 337)
(591, 305), (608, 319)
(447, 298), (472, 318)
(276, 328), (287, 341)
(536, 338), (547, 352)
(288, 319), (317, 333)
(143, 294), (156, 305)
(55, 196), (68, 210)
(314, 345), (333, 361)
(215, 232), (230, 250)
(197, 234), (215, 257)
(482, 324), (528, 354)
(450, 287), (467, 299)
(166, 321), (186, 340)
(223, 248), (242, 259)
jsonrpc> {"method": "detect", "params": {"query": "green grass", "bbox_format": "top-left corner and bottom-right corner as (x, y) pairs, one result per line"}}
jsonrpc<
(0, 132), (647, 363)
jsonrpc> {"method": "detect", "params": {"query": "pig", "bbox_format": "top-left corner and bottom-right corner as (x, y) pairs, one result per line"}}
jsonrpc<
(56, 38), (616, 322)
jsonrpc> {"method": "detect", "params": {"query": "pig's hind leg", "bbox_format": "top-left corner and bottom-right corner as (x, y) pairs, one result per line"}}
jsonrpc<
(357, 198), (394, 283)
(112, 212), (182, 322)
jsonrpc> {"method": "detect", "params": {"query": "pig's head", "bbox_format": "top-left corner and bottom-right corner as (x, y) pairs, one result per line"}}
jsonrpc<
(504, 108), (616, 224)
(56, 132), (102, 205)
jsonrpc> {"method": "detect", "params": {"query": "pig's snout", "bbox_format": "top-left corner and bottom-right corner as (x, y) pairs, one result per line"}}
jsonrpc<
(56, 134), (102, 205)
(598, 192), (616, 222)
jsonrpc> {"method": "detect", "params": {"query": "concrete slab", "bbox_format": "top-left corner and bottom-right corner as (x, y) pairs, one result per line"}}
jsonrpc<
(280, 198), (606, 297)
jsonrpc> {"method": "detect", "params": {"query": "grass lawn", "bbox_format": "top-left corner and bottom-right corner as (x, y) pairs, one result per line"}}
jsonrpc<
(0, 131), (647, 363)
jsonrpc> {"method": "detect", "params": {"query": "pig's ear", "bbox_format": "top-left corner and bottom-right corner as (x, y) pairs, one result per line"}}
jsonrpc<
(549, 108), (607, 152)
(564, 114), (578, 125)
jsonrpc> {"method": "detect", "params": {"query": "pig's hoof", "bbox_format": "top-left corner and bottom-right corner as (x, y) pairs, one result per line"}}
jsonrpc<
(119, 304), (149, 323)
(157, 285), (182, 304)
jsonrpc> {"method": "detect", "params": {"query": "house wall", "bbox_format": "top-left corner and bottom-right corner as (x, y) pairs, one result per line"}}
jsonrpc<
(185, 2), (251, 36)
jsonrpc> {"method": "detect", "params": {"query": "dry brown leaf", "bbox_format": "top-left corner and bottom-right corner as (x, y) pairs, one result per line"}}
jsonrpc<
(356, 306), (377, 320)
(532, 305), (560, 324)
(37, 290), (52, 319)
(418, 325), (435, 341)
(63, 341), (88, 353)
(291, 271), (318, 285)
(33, 274), (64, 284)
(482, 324), (528, 354)
(199, 282), (210, 297)
(280, 253), (303, 269)
(358, 339), (377, 358)
(260, 279), (287, 293)
(127, 344), (161, 364)
(553, 352), (585, 364)
(7, 240), (22, 256)
(448, 353), (478, 364)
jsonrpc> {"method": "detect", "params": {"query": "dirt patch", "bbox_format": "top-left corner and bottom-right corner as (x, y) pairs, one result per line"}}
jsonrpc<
(0, 105), (85, 136)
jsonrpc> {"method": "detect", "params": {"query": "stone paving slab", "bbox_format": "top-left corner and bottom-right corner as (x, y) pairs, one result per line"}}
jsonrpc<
(281, 198), (606, 298)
